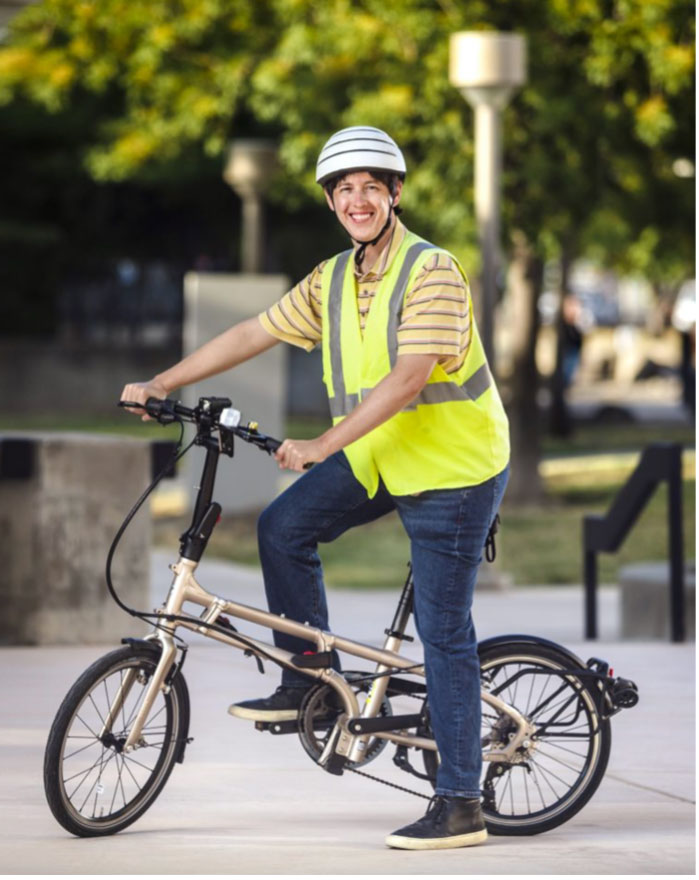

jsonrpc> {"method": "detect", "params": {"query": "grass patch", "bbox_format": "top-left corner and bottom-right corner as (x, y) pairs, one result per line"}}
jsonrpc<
(154, 474), (695, 588)
(498, 478), (695, 585)
(0, 411), (182, 440)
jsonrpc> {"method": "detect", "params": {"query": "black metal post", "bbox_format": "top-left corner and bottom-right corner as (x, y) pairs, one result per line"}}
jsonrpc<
(584, 548), (598, 640)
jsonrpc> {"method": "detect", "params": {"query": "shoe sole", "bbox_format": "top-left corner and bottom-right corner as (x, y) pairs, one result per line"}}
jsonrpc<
(384, 828), (488, 851)
(227, 705), (300, 721)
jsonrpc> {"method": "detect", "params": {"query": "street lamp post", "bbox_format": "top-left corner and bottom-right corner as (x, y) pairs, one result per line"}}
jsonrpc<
(449, 31), (527, 367)
(223, 139), (278, 273)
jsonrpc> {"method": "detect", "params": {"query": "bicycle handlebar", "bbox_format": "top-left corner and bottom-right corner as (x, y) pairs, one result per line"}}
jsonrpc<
(118, 396), (283, 455)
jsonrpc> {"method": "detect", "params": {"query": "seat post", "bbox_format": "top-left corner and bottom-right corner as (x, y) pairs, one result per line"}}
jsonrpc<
(387, 564), (415, 640)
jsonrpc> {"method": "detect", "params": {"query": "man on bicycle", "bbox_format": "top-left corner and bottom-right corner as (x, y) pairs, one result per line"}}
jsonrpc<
(121, 126), (510, 851)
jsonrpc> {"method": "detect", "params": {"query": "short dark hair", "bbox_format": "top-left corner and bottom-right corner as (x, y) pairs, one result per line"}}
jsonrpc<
(323, 169), (404, 201)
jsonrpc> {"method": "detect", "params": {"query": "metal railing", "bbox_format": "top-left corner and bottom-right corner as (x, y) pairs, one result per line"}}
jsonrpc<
(583, 443), (686, 642)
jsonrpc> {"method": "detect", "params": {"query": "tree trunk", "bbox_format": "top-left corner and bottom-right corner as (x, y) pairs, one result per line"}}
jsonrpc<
(504, 231), (545, 504)
(549, 249), (574, 437)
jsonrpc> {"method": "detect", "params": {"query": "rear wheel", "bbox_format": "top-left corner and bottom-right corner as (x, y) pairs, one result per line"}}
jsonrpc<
(44, 645), (188, 837)
(422, 641), (611, 835)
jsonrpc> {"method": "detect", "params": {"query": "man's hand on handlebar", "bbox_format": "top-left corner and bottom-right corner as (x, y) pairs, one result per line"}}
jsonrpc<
(274, 437), (329, 472)
(120, 380), (169, 421)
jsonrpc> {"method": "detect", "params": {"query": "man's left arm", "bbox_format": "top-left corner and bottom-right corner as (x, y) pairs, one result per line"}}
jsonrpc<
(274, 354), (438, 471)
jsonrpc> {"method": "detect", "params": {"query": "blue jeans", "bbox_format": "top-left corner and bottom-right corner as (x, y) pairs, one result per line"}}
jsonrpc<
(257, 452), (509, 798)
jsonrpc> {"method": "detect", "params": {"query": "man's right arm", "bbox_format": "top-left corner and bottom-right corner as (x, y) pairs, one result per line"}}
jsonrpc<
(120, 316), (279, 414)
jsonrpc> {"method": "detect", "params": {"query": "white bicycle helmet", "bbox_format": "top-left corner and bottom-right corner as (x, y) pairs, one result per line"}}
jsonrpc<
(315, 126), (407, 186)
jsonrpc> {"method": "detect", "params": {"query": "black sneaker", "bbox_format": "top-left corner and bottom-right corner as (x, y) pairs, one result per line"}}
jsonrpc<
(228, 686), (308, 721)
(385, 796), (488, 850)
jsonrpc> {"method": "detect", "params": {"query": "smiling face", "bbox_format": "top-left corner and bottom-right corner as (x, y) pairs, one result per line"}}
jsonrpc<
(324, 171), (402, 242)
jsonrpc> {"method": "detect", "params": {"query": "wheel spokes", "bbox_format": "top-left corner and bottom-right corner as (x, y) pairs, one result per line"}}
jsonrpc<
(60, 662), (173, 823)
(482, 657), (597, 821)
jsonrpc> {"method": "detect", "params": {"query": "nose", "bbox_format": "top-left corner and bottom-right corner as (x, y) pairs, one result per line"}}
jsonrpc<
(351, 190), (371, 208)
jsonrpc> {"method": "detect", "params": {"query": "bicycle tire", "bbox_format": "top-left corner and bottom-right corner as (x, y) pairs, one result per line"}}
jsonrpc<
(44, 644), (188, 837)
(478, 641), (611, 834)
(421, 640), (611, 836)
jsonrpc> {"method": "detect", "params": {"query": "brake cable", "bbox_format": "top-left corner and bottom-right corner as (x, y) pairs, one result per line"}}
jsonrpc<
(105, 415), (192, 622)
(105, 408), (314, 668)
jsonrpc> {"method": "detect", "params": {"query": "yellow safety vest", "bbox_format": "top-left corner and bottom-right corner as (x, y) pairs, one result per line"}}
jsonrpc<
(321, 230), (510, 497)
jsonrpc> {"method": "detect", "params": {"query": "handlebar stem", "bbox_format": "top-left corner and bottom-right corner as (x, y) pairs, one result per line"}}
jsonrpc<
(180, 441), (221, 561)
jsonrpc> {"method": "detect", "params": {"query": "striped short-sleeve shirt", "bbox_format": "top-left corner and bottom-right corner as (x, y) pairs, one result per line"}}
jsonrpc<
(259, 220), (471, 375)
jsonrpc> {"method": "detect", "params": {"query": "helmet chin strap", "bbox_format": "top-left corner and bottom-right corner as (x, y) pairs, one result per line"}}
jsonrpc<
(353, 201), (401, 270)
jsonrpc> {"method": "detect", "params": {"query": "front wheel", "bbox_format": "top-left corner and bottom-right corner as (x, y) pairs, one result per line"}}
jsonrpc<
(44, 644), (189, 837)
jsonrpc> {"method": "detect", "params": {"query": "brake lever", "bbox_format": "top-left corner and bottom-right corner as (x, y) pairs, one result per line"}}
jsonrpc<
(235, 424), (313, 469)
(146, 397), (178, 424)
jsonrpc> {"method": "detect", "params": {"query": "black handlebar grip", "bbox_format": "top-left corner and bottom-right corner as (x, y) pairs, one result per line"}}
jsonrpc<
(117, 398), (165, 415)
(118, 397), (176, 423)
(264, 436), (312, 469)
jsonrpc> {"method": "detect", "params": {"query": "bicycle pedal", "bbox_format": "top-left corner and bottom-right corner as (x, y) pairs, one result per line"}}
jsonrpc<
(322, 753), (347, 776)
(254, 719), (299, 735)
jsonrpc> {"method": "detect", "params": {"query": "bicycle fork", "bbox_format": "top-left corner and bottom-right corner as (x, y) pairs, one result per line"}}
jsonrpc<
(110, 561), (189, 752)
(104, 636), (178, 753)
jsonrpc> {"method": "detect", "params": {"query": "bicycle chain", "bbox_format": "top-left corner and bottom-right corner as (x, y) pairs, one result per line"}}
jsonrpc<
(309, 672), (434, 800)
(343, 688), (433, 801)
(346, 765), (432, 800)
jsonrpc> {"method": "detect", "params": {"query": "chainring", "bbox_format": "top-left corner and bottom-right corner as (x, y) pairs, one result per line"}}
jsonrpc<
(297, 672), (392, 769)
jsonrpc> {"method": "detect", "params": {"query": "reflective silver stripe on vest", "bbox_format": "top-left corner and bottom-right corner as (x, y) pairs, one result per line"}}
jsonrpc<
(361, 362), (492, 411)
(329, 392), (359, 418)
(408, 362), (492, 409)
(327, 249), (355, 419)
(387, 241), (436, 367)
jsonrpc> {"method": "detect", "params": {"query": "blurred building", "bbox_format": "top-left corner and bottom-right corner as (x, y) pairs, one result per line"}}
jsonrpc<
(0, 0), (32, 37)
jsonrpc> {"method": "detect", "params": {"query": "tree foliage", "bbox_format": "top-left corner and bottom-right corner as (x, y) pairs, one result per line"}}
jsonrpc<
(1, 0), (693, 279)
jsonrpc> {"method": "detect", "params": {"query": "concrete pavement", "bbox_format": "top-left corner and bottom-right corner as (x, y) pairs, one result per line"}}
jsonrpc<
(0, 551), (694, 875)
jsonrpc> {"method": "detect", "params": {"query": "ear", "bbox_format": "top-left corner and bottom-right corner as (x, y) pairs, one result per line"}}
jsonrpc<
(392, 179), (404, 208)
(324, 189), (336, 212)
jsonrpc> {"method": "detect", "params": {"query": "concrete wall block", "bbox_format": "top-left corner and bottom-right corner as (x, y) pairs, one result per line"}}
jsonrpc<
(182, 272), (288, 513)
(0, 433), (151, 645)
(620, 561), (696, 640)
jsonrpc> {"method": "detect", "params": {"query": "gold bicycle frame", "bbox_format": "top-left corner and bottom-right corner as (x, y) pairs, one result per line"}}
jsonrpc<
(119, 555), (535, 769)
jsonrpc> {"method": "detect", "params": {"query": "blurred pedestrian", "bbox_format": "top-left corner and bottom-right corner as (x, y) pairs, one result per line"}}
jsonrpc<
(671, 279), (696, 415)
(560, 293), (586, 389)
